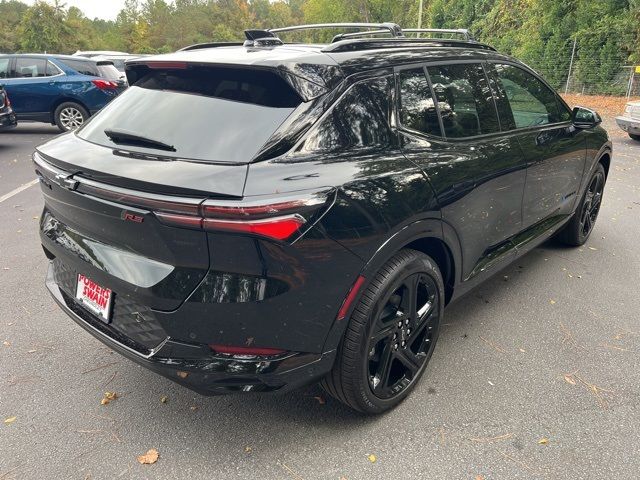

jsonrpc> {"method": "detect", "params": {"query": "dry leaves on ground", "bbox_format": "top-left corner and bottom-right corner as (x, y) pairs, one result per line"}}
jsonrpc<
(137, 448), (159, 465)
(4, 416), (17, 424)
(367, 454), (377, 463)
(100, 392), (118, 405)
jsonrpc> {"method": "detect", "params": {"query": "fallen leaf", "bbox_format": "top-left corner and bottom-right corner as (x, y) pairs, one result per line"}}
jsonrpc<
(550, 300), (556, 305)
(101, 391), (118, 405)
(244, 446), (252, 453)
(137, 448), (159, 465)
(4, 416), (16, 424)
(160, 396), (168, 404)
(27, 349), (37, 354)
(538, 438), (549, 445)
(2, 341), (10, 346)
(189, 406), (198, 411)
(588, 247), (597, 251)
(367, 454), (377, 463)
(519, 348), (526, 353)
(313, 396), (326, 405)
(475, 476), (486, 480)
(564, 374), (577, 385)
(176, 371), (188, 379)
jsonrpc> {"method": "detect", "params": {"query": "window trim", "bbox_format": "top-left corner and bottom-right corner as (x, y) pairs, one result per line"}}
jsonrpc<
(9, 56), (65, 80)
(394, 65), (444, 138)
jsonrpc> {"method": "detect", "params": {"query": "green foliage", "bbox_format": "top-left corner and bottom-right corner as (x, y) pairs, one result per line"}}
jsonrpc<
(2, 0), (639, 94)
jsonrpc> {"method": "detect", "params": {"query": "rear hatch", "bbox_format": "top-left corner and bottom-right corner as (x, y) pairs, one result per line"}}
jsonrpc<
(36, 61), (307, 340)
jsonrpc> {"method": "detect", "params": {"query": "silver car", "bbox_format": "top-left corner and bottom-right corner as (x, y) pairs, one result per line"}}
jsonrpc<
(616, 100), (640, 141)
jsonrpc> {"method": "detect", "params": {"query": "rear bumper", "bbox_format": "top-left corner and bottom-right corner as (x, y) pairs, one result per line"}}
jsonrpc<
(615, 116), (640, 135)
(45, 262), (336, 395)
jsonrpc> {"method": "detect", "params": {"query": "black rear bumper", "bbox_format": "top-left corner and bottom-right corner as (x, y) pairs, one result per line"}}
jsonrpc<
(45, 262), (336, 395)
(0, 110), (17, 130)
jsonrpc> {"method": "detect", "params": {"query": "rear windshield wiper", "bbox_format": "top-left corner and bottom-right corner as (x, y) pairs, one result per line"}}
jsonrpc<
(104, 128), (176, 152)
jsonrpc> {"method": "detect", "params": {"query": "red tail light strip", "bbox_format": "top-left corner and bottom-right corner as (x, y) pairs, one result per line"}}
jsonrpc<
(92, 79), (119, 90)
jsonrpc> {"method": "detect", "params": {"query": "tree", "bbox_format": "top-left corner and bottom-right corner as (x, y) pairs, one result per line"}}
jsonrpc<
(18, 0), (72, 52)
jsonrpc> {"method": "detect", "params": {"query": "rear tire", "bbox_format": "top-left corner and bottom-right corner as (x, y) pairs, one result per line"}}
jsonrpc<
(54, 102), (88, 132)
(320, 249), (444, 414)
(557, 163), (606, 246)
(630, 133), (640, 141)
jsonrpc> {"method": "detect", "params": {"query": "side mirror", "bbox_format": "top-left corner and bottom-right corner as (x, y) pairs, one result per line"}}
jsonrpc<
(572, 106), (602, 129)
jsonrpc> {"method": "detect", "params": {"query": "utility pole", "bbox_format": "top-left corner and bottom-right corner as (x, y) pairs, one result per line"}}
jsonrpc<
(565, 35), (577, 95)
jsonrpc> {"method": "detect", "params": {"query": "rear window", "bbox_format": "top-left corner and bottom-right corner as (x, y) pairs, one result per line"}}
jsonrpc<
(78, 65), (302, 163)
(97, 63), (123, 81)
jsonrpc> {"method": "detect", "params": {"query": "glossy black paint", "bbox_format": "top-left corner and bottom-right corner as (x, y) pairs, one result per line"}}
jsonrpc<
(36, 42), (611, 395)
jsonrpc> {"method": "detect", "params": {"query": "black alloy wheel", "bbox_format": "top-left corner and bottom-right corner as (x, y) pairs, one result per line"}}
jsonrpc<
(366, 272), (439, 399)
(558, 163), (606, 246)
(321, 249), (443, 414)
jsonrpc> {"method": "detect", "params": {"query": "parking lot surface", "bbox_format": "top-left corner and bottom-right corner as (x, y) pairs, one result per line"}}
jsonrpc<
(1, 121), (639, 479)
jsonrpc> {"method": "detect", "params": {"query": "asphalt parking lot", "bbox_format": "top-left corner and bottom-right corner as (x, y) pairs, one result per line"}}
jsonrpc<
(1, 120), (639, 480)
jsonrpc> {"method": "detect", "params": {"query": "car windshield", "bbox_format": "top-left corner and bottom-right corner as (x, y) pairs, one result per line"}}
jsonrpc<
(77, 65), (302, 163)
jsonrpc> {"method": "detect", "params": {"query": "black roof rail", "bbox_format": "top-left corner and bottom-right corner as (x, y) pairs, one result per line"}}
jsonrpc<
(331, 29), (396, 43)
(322, 38), (496, 53)
(270, 23), (404, 39)
(403, 28), (474, 41)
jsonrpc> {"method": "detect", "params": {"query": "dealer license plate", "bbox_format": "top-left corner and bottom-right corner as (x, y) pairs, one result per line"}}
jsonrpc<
(75, 274), (113, 323)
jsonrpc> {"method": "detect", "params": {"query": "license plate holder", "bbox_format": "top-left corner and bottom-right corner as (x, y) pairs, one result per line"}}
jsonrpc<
(75, 274), (113, 323)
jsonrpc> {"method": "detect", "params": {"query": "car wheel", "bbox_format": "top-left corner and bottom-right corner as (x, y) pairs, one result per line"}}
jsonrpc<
(557, 163), (606, 247)
(54, 102), (89, 132)
(321, 249), (443, 414)
(630, 133), (640, 141)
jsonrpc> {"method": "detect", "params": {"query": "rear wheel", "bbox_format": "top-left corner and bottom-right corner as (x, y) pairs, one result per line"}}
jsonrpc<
(54, 102), (88, 132)
(321, 249), (443, 414)
(630, 133), (640, 141)
(557, 163), (606, 246)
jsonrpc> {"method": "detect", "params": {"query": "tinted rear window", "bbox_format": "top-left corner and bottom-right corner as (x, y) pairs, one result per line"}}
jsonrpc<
(78, 66), (301, 163)
(97, 63), (123, 81)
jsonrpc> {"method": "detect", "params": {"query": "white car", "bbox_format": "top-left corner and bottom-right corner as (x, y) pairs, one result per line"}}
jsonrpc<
(616, 100), (640, 141)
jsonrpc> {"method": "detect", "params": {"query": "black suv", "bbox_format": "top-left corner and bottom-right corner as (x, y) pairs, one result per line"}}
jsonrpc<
(34, 24), (611, 414)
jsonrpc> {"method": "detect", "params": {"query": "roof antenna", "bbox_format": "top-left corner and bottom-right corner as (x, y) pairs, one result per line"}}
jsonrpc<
(244, 30), (283, 47)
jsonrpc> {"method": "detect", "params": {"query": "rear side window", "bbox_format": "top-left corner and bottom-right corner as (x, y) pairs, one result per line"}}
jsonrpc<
(427, 63), (500, 138)
(297, 77), (394, 154)
(492, 64), (561, 129)
(398, 68), (441, 136)
(14, 58), (48, 78)
(58, 59), (99, 76)
(0, 57), (9, 79)
(78, 65), (302, 163)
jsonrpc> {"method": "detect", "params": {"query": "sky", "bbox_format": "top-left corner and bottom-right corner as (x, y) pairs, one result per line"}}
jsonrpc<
(20, 0), (129, 21)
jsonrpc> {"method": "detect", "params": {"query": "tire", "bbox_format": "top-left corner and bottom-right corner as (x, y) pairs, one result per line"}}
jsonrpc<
(557, 163), (606, 246)
(54, 102), (89, 132)
(321, 249), (444, 414)
(630, 133), (640, 142)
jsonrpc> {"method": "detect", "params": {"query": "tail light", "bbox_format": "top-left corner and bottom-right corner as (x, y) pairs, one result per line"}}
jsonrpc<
(75, 176), (335, 242)
(92, 79), (119, 90)
(156, 190), (334, 241)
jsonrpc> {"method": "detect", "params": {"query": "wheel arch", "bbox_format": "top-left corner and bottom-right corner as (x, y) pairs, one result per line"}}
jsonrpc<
(49, 97), (91, 124)
(599, 151), (611, 178)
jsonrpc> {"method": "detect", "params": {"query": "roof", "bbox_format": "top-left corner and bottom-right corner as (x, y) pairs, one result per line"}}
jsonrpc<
(5, 53), (97, 62)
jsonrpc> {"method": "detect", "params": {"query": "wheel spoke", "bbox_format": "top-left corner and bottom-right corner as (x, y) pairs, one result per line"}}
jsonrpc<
(372, 342), (394, 392)
(370, 322), (397, 345)
(395, 349), (421, 375)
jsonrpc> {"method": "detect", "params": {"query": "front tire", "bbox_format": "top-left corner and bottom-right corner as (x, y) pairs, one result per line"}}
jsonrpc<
(557, 163), (606, 246)
(54, 102), (88, 132)
(630, 133), (640, 142)
(321, 249), (444, 414)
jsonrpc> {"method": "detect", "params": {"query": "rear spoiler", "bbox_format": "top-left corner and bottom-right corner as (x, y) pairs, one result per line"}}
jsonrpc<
(124, 60), (343, 102)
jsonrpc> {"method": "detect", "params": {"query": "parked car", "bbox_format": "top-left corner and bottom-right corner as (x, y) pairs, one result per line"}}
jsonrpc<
(615, 100), (640, 141)
(73, 50), (149, 74)
(0, 85), (17, 131)
(0, 54), (125, 131)
(34, 24), (611, 414)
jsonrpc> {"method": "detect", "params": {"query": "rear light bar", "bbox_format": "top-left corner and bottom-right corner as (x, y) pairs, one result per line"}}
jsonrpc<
(74, 174), (334, 242)
(209, 344), (287, 356)
(92, 79), (119, 90)
(143, 61), (188, 70)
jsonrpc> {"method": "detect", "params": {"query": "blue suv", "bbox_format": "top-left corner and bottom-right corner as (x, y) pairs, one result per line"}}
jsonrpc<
(0, 54), (125, 131)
